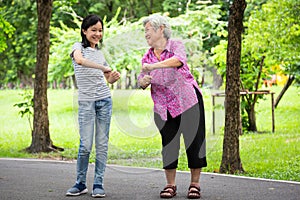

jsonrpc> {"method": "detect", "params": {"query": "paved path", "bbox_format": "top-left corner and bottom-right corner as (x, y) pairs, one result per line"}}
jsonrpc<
(0, 158), (299, 200)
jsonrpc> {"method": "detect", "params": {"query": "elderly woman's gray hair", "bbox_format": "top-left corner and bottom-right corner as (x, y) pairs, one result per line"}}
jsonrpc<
(143, 14), (172, 39)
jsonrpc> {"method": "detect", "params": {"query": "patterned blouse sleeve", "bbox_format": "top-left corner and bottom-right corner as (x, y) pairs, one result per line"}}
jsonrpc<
(138, 52), (150, 81)
(170, 40), (187, 66)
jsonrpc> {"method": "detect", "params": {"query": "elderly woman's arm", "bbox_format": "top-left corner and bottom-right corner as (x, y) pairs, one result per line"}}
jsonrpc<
(142, 57), (182, 72)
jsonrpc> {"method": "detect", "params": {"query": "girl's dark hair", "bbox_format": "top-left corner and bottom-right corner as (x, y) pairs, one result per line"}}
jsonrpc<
(81, 14), (104, 48)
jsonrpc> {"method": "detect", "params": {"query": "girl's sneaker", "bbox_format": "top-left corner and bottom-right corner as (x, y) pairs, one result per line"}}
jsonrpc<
(91, 184), (105, 198)
(66, 183), (88, 196)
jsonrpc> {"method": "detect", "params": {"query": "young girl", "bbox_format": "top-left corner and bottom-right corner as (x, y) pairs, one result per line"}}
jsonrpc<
(66, 14), (120, 198)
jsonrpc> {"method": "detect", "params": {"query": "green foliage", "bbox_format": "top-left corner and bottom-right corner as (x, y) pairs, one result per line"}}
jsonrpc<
(168, 5), (226, 84)
(52, 0), (82, 29)
(0, 7), (16, 87)
(47, 4), (226, 87)
(0, 0), (37, 87)
(51, 0), (163, 28)
(0, 7), (15, 53)
(162, 0), (186, 16)
(13, 90), (33, 132)
(102, 10), (148, 73)
(243, 0), (268, 20)
(245, 0), (300, 78)
(211, 39), (227, 76)
(212, 0), (300, 85)
(48, 21), (79, 84)
(1, 0), (226, 88)
(170, 4), (226, 48)
(48, 8), (147, 84)
(211, 0), (300, 131)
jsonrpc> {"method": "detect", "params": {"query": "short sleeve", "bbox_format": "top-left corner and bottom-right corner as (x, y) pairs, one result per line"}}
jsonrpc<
(138, 51), (151, 81)
(170, 40), (187, 65)
(70, 42), (82, 58)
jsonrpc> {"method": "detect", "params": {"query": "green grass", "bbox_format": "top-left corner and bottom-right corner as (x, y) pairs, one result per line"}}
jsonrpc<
(0, 86), (299, 182)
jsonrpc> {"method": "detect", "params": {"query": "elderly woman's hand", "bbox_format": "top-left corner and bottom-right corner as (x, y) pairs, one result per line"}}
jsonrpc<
(139, 75), (152, 89)
(142, 63), (155, 72)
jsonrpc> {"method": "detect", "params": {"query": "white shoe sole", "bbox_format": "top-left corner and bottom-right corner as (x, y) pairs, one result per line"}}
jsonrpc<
(91, 193), (106, 198)
(66, 188), (88, 196)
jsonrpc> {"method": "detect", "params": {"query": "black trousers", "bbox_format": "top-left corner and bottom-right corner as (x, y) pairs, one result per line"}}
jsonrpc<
(154, 88), (207, 169)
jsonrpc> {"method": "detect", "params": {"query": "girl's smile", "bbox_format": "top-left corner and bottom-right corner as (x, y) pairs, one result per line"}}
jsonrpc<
(83, 21), (103, 48)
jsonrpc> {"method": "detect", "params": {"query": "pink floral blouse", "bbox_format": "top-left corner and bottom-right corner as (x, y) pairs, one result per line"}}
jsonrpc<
(138, 39), (201, 121)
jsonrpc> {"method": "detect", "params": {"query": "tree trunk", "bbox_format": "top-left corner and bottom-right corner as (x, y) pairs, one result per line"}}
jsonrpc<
(220, 0), (246, 174)
(72, 74), (77, 89)
(245, 56), (264, 132)
(274, 75), (295, 108)
(27, 0), (63, 153)
(134, 71), (138, 89)
(246, 102), (257, 132)
(212, 67), (223, 89)
(126, 70), (132, 89)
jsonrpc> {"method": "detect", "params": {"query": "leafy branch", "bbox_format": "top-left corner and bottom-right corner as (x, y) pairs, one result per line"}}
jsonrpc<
(13, 90), (34, 132)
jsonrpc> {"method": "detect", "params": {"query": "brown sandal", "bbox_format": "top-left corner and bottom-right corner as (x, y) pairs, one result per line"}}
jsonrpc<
(187, 185), (201, 199)
(160, 185), (177, 198)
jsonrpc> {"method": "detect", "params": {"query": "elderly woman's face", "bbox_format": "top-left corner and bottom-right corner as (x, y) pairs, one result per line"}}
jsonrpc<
(144, 22), (163, 47)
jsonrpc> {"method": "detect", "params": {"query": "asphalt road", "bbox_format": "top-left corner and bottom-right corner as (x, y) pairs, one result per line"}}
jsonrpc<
(0, 158), (299, 200)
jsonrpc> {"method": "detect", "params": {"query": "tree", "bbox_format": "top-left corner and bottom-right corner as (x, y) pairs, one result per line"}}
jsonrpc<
(0, 7), (15, 88)
(245, 0), (300, 108)
(48, 4), (226, 89)
(2, 0), (226, 88)
(212, 0), (299, 132)
(48, 21), (79, 89)
(27, 0), (63, 153)
(0, 1), (37, 88)
(220, 0), (246, 174)
(0, 8), (15, 53)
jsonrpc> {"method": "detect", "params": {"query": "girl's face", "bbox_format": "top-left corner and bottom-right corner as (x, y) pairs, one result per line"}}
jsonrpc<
(82, 21), (103, 48)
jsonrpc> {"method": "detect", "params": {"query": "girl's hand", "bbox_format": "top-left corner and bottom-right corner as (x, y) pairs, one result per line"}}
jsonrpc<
(106, 71), (120, 84)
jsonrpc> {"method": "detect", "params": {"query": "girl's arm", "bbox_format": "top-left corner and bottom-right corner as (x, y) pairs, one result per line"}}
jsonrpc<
(72, 49), (111, 72)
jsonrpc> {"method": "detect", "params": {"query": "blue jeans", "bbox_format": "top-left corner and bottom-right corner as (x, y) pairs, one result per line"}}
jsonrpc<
(76, 97), (112, 186)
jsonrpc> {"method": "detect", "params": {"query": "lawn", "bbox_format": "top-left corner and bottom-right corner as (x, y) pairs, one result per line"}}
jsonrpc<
(0, 86), (299, 182)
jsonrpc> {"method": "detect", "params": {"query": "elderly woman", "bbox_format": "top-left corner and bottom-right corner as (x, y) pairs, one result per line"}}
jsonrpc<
(138, 14), (207, 199)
